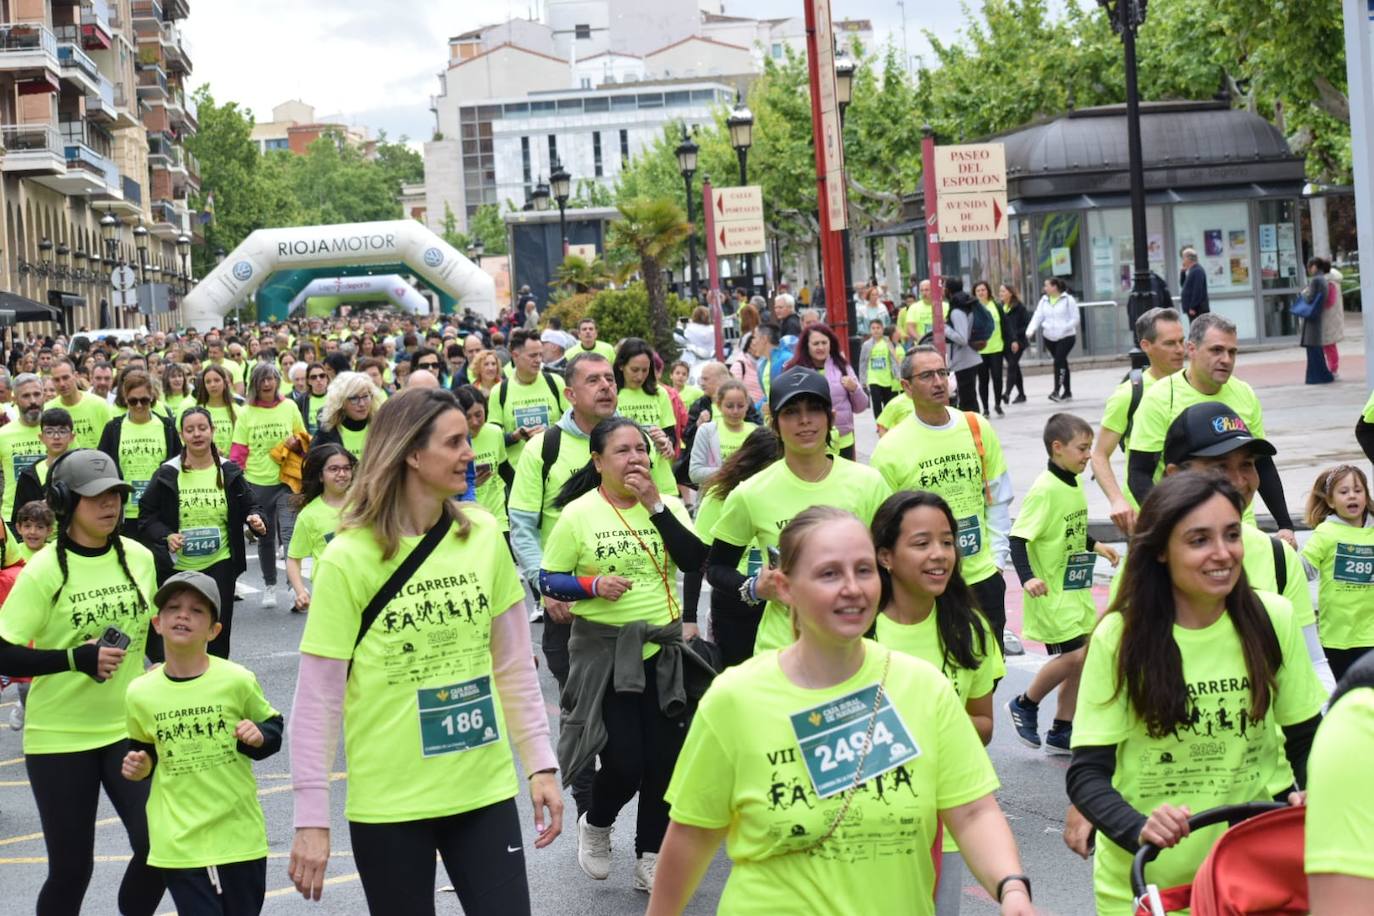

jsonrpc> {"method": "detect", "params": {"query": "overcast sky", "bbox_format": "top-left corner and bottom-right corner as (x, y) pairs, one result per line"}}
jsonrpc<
(183, 2), (1003, 146)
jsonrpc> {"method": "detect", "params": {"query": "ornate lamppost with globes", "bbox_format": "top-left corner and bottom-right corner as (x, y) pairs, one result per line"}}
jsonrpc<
(727, 92), (755, 295)
(675, 124), (700, 302)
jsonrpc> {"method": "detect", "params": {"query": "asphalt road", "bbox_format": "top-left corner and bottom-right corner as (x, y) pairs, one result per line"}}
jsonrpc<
(0, 550), (1097, 916)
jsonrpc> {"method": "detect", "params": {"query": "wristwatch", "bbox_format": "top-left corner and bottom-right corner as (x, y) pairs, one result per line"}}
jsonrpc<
(649, 500), (666, 515)
(738, 574), (761, 606)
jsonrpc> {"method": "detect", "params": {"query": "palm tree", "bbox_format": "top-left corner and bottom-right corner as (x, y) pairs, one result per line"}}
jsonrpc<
(552, 254), (612, 294)
(607, 197), (692, 353)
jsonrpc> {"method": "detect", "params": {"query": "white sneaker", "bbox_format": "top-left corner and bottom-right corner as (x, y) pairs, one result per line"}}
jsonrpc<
(577, 813), (612, 880)
(633, 852), (658, 892)
(9, 704), (23, 730)
(1002, 628), (1024, 656)
(261, 589), (278, 609)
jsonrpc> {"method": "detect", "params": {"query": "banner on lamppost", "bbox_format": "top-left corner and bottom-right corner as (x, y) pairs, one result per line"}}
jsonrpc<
(809, 0), (847, 230)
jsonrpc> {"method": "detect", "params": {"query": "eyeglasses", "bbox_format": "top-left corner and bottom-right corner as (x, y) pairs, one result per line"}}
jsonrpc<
(910, 368), (951, 383)
(417, 361), (440, 371)
(41, 426), (72, 437)
(126, 397), (153, 407)
(324, 465), (354, 475)
(346, 394), (372, 404)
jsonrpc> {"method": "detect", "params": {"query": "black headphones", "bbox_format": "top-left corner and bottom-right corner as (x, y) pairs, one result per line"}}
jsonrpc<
(45, 448), (85, 523)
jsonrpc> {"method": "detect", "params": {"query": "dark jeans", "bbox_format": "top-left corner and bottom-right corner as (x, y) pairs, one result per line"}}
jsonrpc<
(709, 589), (764, 668)
(1324, 645), (1373, 682)
(954, 366), (980, 412)
(1045, 335), (1076, 396)
(349, 799), (529, 916)
(541, 619), (594, 814)
(977, 352), (1005, 412)
(587, 656), (690, 856)
(1005, 346), (1026, 398)
(27, 740), (165, 916)
(244, 482), (295, 588)
(1305, 346), (1335, 385)
(869, 385), (895, 417)
(162, 858), (265, 916)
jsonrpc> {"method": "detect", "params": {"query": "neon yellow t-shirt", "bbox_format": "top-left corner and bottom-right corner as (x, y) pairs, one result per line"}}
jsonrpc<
(298, 511), (525, 823)
(175, 465), (231, 571)
(47, 392), (112, 450)
(163, 393), (191, 417)
(875, 608), (1004, 854)
(1099, 369), (1169, 509)
(1364, 389), (1374, 424)
(712, 457), (891, 653)
(1305, 686), (1374, 881)
(572, 340), (616, 362)
(487, 374), (567, 468)
(125, 657), (278, 868)
(876, 396), (914, 432)
(469, 423), (508, 532)
(1128, 370), (1264, 524)
(980, 301), (1004, 355)
(666, 644), (998, 916)
(694, 489), (761, 577)
(0, 538), (157, 754)
(1300, 517), (1374, 649)
(112, 417), (169, 519)
(181, 402), (237, 458)
(615, 386), (679, 494)
(287, 498), (342, 571)
(231, 400), (305, 487)
(543, 491), (693, 658)
(871, 409), (1006, 584)
(508, 427), (590, 547)
(0, 421), (44, 520)
(1009, 467), (1097, 643)
(679, 384), (704, 408)
(1072, 592), (1326, 914)
(713, 421), (758, 467)
(335, 420), (369, 459)
(304, 393), (328, 435)
(865, 339), (903, 390)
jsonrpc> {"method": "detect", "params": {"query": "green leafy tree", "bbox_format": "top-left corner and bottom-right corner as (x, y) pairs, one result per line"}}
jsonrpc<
(552, 254), (614, 294)
(584, 283), (693, 352)
(607, 198), (693, 356)
(467, 204), (509, 255)
(284, 134), (401, 225)
(372, 132), (425, 188)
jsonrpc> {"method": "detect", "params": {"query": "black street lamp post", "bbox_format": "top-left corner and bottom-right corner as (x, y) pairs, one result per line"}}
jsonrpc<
(1098, 0), (1153, 367)
(676, 125), (700, 302)
(176, 233), (192, 295)
(133, 223), (149, 284)
(727, 92), (754, 294)
(550, 161), (571, 258)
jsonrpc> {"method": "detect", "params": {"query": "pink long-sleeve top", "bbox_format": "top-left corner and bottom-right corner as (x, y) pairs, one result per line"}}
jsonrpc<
(290, 601), (556, 828)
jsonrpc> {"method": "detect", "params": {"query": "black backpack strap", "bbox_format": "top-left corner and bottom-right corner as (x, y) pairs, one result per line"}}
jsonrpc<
(542, 370), (563, 404)
(536, 426), (563, 531)
(1119, 368), (1145, 453)
(1270, 535), (1287, 594)
(351, 514), (454, 670)
(498, 377), (510, 410)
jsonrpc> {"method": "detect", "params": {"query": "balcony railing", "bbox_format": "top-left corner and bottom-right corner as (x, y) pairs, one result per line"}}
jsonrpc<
(148, 133), (182, 167)
(122, 174), (142, 206)
(85, 73), (117, 119)
(131, 0), (163, 23)
(1, 123), (61, 154)
(65, 140), (119, 188)
(136, 64), (167, 96)
(152, 198), (190, 232)
(56, 40), (100, 83)
(0, 22), (58, 58)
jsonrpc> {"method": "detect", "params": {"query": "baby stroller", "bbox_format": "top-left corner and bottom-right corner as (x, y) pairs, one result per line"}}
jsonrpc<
(1131, 802), (1307, 915)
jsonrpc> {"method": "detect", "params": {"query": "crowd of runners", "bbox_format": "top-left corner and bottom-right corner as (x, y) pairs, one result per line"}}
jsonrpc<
(0, 291), (1370, 915)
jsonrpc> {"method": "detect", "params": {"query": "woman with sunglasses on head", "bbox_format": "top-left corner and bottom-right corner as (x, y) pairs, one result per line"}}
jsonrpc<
(285, 444), (355, 614)
(540, 416), (713, 894)
(139, 407), (265, 658)
(311, 371), (384, 460)
(98, 370), (179, 544)
(0, 449), (165, 915)
(230, 363), (308, 611)
(650, 506), (1030, 916)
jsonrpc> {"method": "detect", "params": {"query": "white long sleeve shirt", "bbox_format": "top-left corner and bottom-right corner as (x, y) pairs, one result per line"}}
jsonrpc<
(1026, 293), (1081, 342)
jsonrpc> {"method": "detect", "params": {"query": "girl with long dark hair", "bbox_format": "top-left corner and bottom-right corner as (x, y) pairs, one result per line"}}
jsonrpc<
(973, 281), (1006, 417)
(139, 407), (265, 657)
(284, 444), (355, 614)
(1066, 472), (1326, 913)
(188, 364), (239, 455)
(612, 338), (678, 493)
(782, 322), (868, 460)
(541, 416), (711, 893)
(871, 489), (1004, 915)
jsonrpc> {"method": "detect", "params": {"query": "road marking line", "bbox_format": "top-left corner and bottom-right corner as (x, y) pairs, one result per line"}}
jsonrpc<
(0, 756), (24, 768)
(260, 871), (361, 902)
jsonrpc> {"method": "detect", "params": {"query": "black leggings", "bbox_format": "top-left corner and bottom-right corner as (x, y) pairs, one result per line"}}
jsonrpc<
(970, 571), (1007, 641)
(1004, 346), (1026, 398)
(1324, 645), (1374, 683)
(869, 385), (894, 417)
(162, 858), (265, 916)
(954, 366), (980, 412)
(977, 352), (1005, 412)
(709, 590), (764, 668)
(26, 740), (165, 916)
(1046, 335), (1076, 395)
(588, 656), (690, 856)
(349, 799), (529, 916)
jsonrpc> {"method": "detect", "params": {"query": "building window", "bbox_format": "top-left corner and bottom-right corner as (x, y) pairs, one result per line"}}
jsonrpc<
(575, 23), (590, 39)
(547, 135), (558, 167)
(619, 129), (629, 165)
(771, 42), (783, 59)
(521, 136), (531, 191)
(593, 131), (603, 177)
(580, 77), (591, 89)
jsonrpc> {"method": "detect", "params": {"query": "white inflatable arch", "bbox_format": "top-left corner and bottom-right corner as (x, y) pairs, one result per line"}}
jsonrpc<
(287, 275), (431, 315)
(182, 220), (495, 330)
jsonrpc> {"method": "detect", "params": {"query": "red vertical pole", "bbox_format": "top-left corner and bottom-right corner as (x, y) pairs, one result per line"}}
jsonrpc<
(921, 127), (946, 357)
(702, 179), (726, 360)
(803, 0), (848, 353)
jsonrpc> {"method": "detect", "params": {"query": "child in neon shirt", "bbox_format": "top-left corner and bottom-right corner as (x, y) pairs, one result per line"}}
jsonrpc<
(123, 571), (283, 914)
(1301, 463), (1374, 680)
(1006, 413), (1119, 754)
(0, 499), (53, 730)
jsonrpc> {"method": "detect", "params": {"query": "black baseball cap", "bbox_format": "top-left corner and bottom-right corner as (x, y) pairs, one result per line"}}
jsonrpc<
(769, 367), (832, 414)
(1163, 403), (1276, 465)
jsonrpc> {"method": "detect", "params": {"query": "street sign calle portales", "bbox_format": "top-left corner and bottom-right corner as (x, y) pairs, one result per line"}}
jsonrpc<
(932, 142), (1009, 242)
(710, 186), (766, 256)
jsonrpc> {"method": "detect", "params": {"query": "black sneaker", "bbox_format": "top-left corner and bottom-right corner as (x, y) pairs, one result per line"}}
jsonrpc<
(995, 405), (1004, 417)
(1048, 392), (1061, 402)
(1005, 696), (1041, 748)
(1045, 723), (1073, 755)
(1059, 392), (1073, 400)
(1012, 394), (1027, 404)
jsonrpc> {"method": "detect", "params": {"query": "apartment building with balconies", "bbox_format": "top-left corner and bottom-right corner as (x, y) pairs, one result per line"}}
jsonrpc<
(0, 0), (195, 331)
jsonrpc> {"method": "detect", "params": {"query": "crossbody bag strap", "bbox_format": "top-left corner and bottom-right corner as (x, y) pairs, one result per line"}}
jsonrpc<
(350, 513), (455, 670)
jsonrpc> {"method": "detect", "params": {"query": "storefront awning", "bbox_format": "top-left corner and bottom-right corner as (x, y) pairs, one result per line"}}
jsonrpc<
(1004, 181), (1306, 216)
(0, 291), (63, 323)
